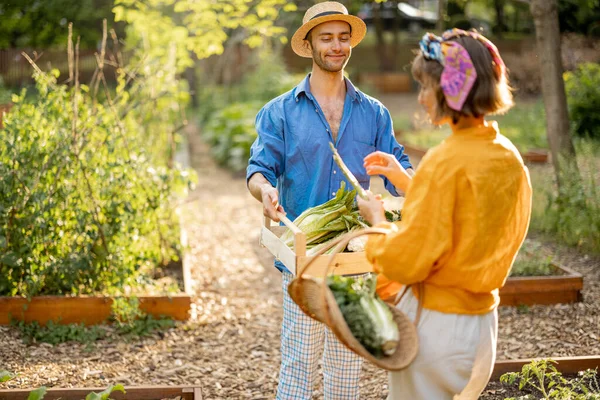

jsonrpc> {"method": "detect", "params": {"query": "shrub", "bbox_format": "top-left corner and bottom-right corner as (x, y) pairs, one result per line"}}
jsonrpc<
(564, 62), (600, 140)
(203, 101), (261, 173)
(0, 43), (196, 297)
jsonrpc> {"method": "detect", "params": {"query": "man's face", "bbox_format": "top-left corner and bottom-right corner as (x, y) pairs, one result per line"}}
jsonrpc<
(306, 21), (352, 72)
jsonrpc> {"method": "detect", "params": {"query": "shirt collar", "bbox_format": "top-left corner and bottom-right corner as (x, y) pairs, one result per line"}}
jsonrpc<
(294, 73), (361, 102)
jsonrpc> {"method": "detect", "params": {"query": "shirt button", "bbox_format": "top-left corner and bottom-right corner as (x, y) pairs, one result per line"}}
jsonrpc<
(332, 192), (335, 196)
(333, 170), (337, 174)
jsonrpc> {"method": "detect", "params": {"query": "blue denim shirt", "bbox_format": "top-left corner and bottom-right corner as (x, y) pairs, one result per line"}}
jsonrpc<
(247, 74), (412, 272)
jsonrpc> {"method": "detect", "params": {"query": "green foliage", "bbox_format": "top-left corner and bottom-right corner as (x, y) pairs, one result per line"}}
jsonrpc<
(0, 31), (196, 297)
(110, 297), (174, 337)
(27, 387), (47, 400)
(0, 0), (124, 49)
(22, 384), (125, 400)
(510, 241), (555, 277)
(0, 370), (16, 382)
(327, 274), (399, 358)
(0, 77), (14, 105)
(86, 384), (126, 400)
(202, 102), (261, 173)
(113, 0), (297, 74)
(564, 63), (600, 140)
(530, 140), (600, 253)
(11, 319), (107, 346)
(500, 359), (600, 400)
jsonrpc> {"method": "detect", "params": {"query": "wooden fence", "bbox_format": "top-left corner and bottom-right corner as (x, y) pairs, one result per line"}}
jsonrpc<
(0, 48), (120, 86)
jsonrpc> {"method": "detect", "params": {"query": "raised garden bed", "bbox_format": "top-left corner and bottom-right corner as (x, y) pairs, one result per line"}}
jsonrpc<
(491, 356), (600, 380)
(500, 263), (583, 306)
(402, 142), (549, 164)
(0, 385), (202, 400)
(0, 294), (191, 326)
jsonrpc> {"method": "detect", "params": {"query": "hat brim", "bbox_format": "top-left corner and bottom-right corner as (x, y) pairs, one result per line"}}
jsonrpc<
(291, 15), (367, 58)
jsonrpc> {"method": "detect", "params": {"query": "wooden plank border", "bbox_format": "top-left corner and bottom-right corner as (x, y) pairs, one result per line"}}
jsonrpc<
(491, 356), (600, 380)
(0, 294), (191, 326)
(0, 385), (202, 400)
(500, 264), (583, 306)
(397, 140), (549, 164)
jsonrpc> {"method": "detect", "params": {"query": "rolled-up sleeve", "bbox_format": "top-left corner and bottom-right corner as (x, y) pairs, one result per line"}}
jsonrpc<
(246, 105), (284, 187)
(365, 154), (455, 285)
(375, 105), (412, 196)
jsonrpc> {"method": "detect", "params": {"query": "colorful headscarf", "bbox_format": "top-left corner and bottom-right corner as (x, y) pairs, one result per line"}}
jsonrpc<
(419, 29), (504, 111)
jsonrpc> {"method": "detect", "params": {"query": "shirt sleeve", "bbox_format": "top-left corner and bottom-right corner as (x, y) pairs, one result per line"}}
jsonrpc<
(365, 154), (455, 285)
(375, 104), (413, 196)
(246, 104), (284, 188)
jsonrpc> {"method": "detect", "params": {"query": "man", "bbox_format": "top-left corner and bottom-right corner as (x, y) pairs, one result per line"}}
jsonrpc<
(247, 2), (413, 398)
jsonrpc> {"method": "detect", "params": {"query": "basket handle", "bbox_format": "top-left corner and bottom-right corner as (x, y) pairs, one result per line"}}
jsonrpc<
(300, 227), (424, 327)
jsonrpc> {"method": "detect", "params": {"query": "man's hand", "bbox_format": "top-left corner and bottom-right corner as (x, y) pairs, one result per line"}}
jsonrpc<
(356, 190), (386, 226)
(261, 186), (285, 222)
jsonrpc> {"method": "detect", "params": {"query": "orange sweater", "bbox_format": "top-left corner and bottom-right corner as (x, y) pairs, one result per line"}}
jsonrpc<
(367, 122), (532, 314)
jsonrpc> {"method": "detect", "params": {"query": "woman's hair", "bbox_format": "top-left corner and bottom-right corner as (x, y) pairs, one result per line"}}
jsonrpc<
(411, 34), (513, 123)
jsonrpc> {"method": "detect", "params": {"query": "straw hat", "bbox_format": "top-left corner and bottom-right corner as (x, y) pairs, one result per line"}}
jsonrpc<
(291, 1), (367, 58)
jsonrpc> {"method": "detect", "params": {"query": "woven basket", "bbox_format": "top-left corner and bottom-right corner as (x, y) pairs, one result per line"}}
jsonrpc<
(288, 227), (421, 371)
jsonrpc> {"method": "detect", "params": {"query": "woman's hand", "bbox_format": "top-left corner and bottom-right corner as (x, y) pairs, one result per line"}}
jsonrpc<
(357, 191), (386, 226)
(364, 151), (412, 193)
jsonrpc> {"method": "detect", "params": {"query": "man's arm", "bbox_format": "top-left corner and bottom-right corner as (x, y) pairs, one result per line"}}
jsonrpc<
(248, 172), (284, 222)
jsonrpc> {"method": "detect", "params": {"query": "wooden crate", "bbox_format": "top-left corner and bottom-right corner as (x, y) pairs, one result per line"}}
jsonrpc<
(260, 214), (373, 276)
(0, 385), (201, 400)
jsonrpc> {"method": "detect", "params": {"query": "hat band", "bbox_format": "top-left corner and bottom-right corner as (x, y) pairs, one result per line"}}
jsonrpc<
(309, 11), (344, 21)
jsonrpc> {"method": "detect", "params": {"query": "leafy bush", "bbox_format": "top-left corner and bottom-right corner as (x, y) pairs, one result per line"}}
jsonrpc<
(530, 140), (600, 253)
(202, 102), (261, 173)
(564, 63), (600, 140)
(0, 39), (196, 297)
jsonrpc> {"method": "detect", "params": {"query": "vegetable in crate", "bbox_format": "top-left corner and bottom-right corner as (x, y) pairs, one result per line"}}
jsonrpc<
(280, 182), (367, 253)
(327, 274), (399, 358)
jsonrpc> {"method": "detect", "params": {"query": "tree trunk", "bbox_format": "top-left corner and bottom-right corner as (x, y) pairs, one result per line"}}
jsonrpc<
(530, 0), (578, 185)
(494, 0), (506, 37)
(373, 3), (392, 72)
(437, 0), (446, 33)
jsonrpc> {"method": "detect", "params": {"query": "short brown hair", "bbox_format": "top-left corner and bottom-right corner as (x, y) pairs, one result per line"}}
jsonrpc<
(411, 34), (513, 122)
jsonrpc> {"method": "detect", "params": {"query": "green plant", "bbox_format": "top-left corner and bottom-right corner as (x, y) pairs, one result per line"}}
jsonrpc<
(500, 359), (600, 399)
(0, 27), (196, 297)
(530, 140), (600, 253)
(202, 101), (261, 172)
(0, 370), (15, 382)
(11, 319), (107, 346)
(110, 297), (174, 338)
(511, 241), (555, 277)
(327, 274), (399, 358)
(564, 63), (600, 140)
(24, 384), (125, 400)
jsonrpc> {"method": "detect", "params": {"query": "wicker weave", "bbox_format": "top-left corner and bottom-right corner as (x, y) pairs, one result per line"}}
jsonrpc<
(287, 228), (420, 371)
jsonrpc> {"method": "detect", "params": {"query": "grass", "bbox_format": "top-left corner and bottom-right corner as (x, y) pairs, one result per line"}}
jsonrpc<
(529, 139), (600, 253)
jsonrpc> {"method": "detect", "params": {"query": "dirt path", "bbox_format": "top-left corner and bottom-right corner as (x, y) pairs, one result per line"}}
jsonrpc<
(0, 125), (598, 399)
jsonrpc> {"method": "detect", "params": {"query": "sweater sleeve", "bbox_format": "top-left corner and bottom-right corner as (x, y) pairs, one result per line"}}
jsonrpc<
(365, 154), (456, 285)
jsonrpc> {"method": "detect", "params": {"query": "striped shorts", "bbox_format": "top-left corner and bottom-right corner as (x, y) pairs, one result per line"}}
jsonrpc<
(277, 271), (363, 400)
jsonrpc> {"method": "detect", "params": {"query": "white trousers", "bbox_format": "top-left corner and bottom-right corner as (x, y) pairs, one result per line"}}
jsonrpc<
(388, 289), (498, 400)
